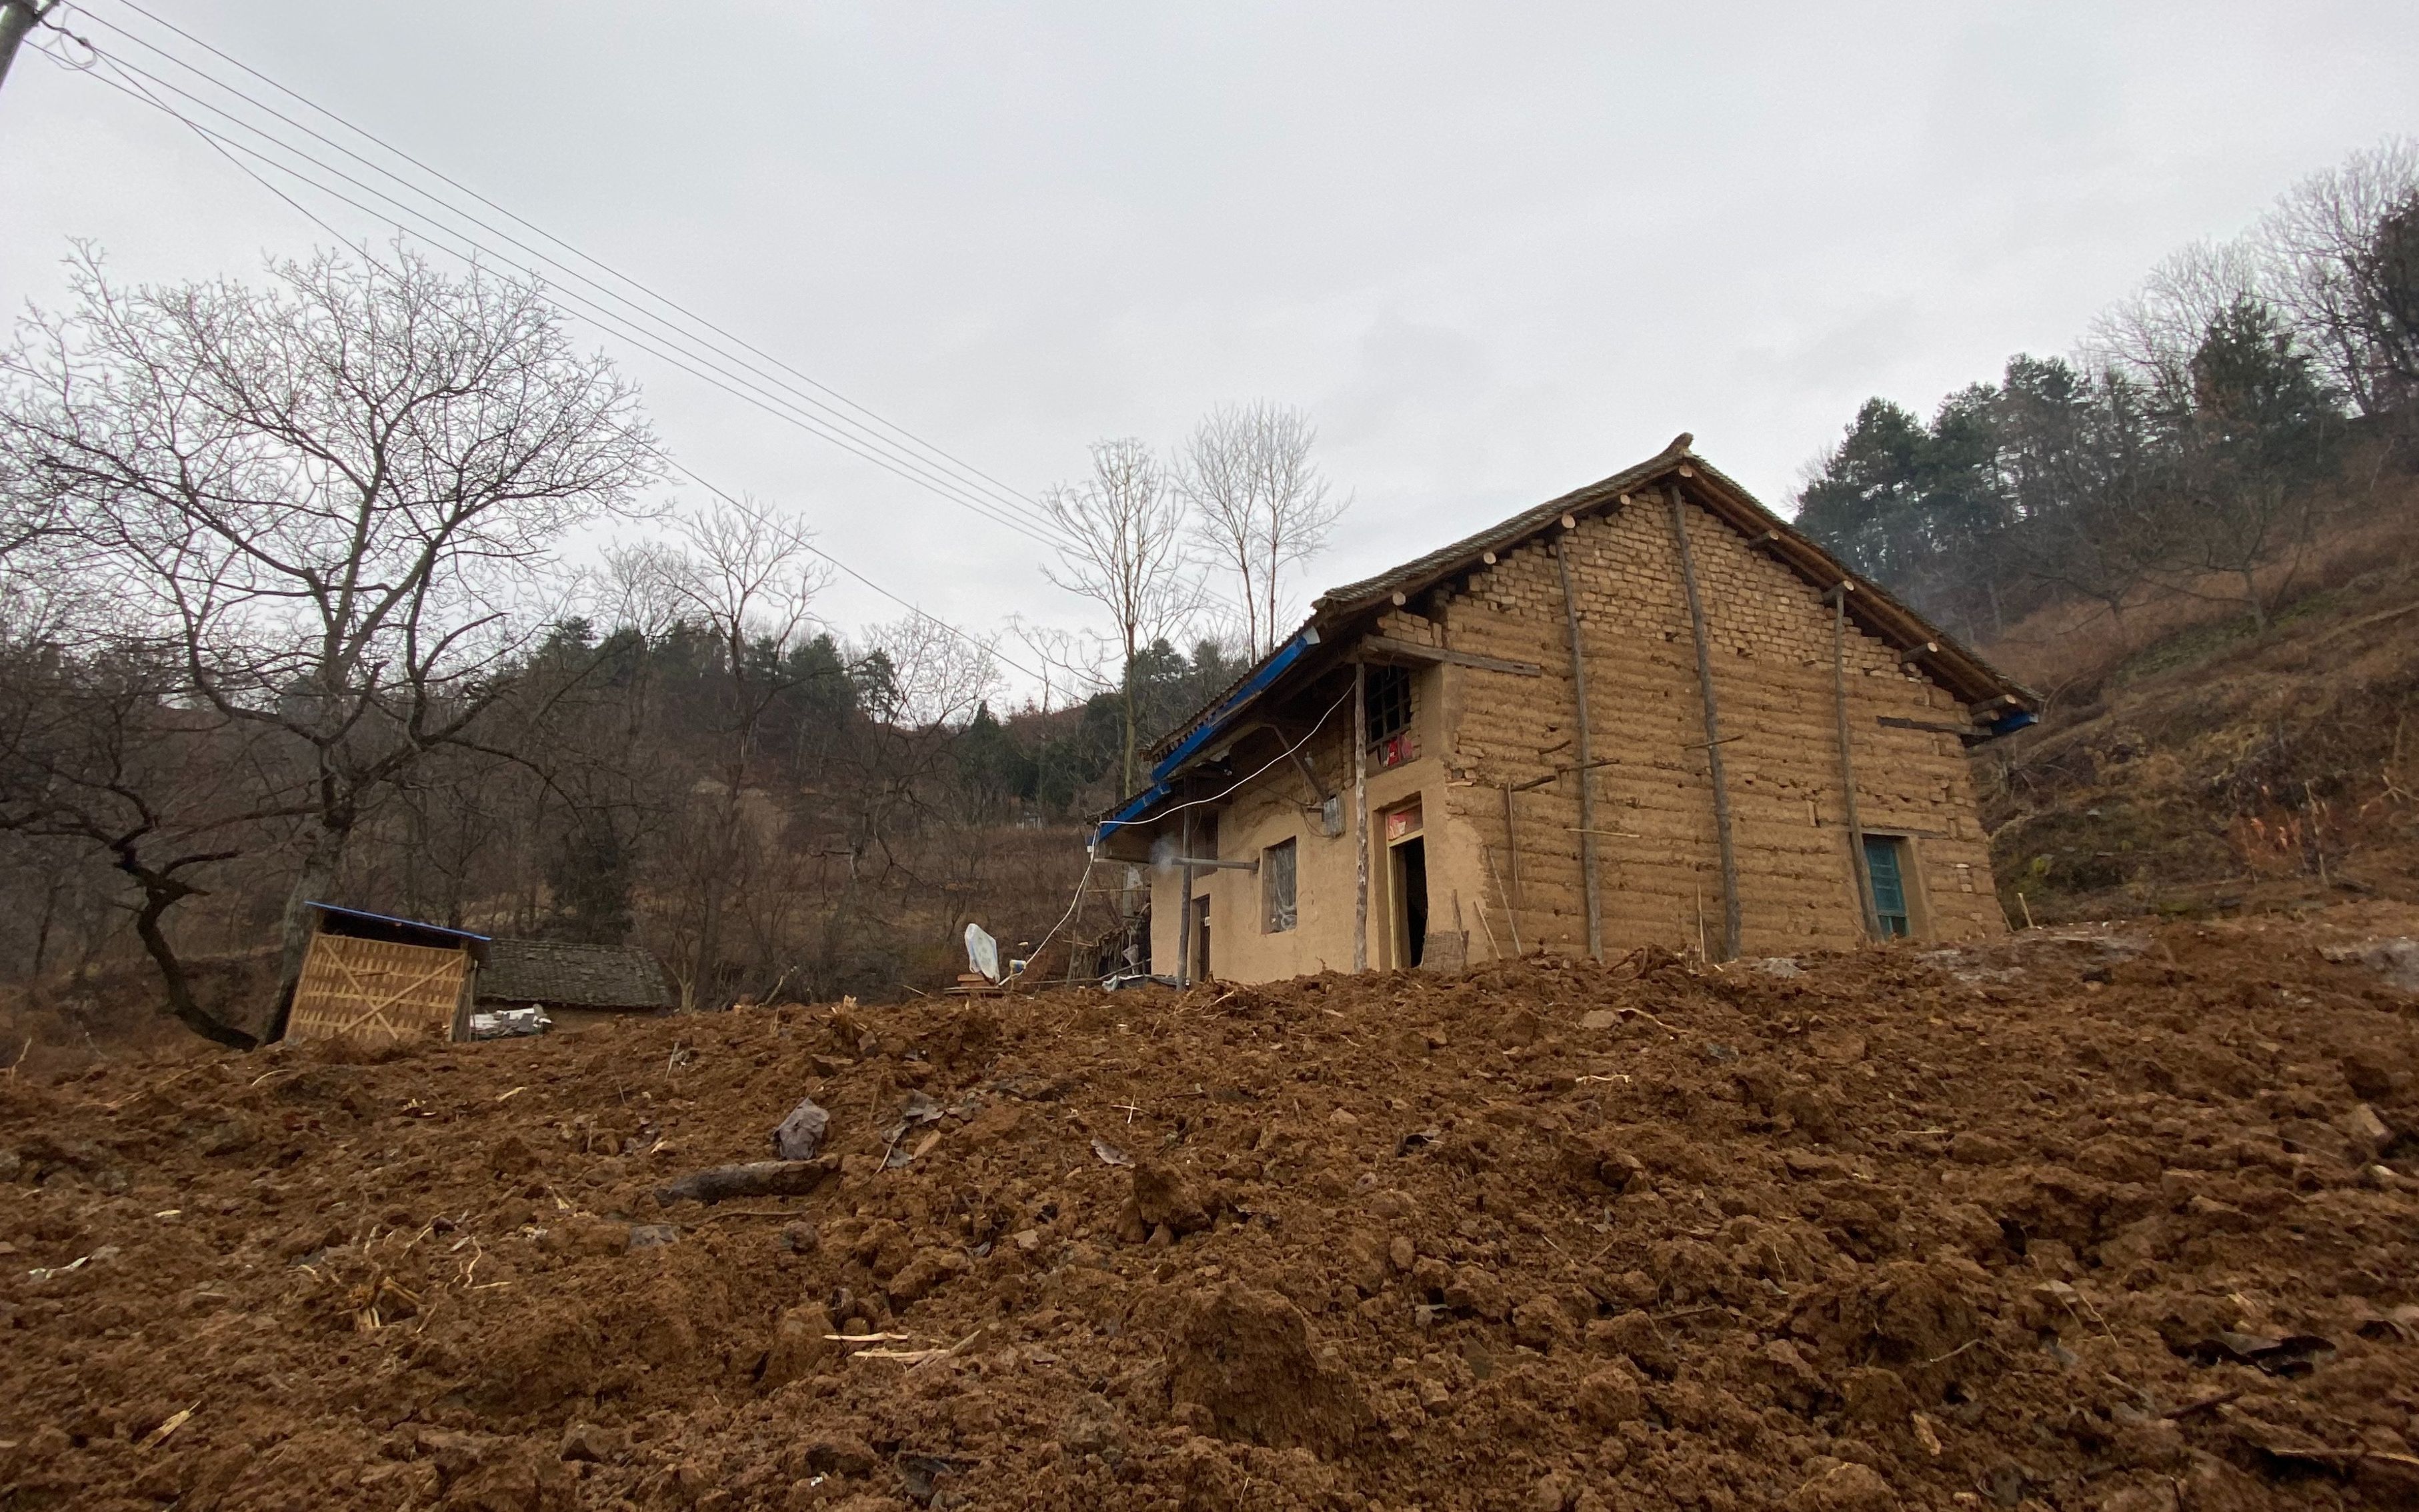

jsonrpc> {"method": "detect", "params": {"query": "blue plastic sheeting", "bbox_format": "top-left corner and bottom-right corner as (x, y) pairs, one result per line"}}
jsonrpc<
(1984, 709), (2038, 739)
(1093, 627), (1320, 847)
(305, 901), (491, 943)
(1093, 780), (1171, 847)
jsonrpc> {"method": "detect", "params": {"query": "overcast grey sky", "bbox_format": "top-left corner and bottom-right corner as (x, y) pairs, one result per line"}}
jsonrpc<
(5, 1), (2414, 693)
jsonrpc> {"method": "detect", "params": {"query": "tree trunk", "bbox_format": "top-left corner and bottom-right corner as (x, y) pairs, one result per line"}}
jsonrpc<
(2242, 569), (2268, 633)
(31, 875), (58, 975)
(692, 863), (725, 1012)
(690, 781), (744, 1010)
(129, 881), (255, 1049)
(266, 818), (351, 1043)
(1119, 665), (1138, 798)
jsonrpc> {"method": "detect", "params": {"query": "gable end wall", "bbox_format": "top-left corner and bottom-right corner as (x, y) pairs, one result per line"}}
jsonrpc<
(1426, 492), (2002, 957)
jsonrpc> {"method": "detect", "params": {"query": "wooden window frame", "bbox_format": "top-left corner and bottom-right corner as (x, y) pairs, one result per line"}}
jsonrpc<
(1858, 832), (1928, 940)
(1365, 665), (1414, 769)
(1262, 837), (1298, 933)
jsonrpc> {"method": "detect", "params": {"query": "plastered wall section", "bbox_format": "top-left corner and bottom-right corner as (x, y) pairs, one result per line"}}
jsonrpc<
(1144, 654), (1438, 981)
(1432, 495), (2004, 961)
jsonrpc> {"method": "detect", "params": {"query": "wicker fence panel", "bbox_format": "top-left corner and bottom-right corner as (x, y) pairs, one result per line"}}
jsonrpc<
(287, 933), (469, 1045)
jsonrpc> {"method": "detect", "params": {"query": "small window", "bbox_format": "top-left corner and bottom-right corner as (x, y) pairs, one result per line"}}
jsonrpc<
(1862, 835), (1914, 938)
(1366, 665), (1413, 766)
(1262, 838), (1298, 933)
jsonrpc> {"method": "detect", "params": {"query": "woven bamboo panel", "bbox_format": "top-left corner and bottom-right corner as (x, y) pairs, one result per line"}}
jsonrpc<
(287, 933), (468, 1046)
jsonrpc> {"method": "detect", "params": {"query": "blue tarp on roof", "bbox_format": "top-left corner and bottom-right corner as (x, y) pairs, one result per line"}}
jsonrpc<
(1092, 628), (1320, 847)
(305, 901), (491, 945)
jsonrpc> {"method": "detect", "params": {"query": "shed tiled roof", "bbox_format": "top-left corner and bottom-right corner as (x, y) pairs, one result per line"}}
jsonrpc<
(475, 938), (675, 1011)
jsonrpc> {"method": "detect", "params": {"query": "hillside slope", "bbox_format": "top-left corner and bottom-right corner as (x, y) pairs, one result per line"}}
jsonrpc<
(3, 913), (2417, 1510)
(1980, 485), (2419, 925)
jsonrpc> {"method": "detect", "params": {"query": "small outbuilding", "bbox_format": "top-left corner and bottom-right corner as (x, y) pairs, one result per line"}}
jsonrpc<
(473, 938), (677, 1031)
(283, 903), (489, 1046)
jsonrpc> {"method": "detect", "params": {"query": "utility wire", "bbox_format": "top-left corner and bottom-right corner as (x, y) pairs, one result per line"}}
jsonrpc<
(1145, 688), (1352, 821)
(660, 455), (1049, 684)
(85, 0), (1069, 547)
(69, 47), (1049, 694)
(75, 43), (1068, 551)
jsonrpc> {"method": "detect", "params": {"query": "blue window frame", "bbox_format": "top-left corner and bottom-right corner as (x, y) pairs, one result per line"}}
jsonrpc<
(1863, 836), (1912, 938)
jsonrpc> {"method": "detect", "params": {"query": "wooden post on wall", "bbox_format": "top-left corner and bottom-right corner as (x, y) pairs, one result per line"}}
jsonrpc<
(1830, 585), (1880, 939)
(1668, 484), (1742, 961)
(1352, 660), (1370, 973)
(1551, 535), (1604, 962)
(1177, 806), (1196, 988)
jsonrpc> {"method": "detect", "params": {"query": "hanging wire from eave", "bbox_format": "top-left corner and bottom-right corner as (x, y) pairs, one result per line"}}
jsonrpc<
(1011, 849), (1101, 991)
(1024, 686), (1355, 990)
(1141, 685), (1352, 823)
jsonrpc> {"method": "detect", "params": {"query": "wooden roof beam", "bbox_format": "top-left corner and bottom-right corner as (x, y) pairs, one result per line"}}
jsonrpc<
(1360, 634), (1545, 677)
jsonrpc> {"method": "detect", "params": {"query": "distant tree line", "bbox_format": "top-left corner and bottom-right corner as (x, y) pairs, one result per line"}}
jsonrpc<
(0, 245), (1262, 1042)
(1796, 139), (2418, 643)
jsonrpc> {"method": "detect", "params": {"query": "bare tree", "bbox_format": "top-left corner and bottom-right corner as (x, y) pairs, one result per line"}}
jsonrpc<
(0, 245), (656, 1037)
(2147, 299), (2344, 631)
(0, 639), (309, 1045)
(856, 613), (1001, 729)
(1178, 402), (1345, 659)
(2258, 137), (2419, 418)
(1041, 438), (1192, 796)
(2089, 238), (2266, 405)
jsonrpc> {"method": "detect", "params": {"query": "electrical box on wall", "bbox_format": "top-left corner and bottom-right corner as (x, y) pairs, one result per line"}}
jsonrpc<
(1318, 794), (1344, 837)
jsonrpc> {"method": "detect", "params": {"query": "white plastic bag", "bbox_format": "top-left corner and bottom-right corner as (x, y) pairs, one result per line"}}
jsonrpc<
(964, 922), (1000, 983)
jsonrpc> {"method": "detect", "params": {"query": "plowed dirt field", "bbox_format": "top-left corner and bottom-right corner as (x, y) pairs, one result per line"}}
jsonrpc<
(5, 911), (2419, 1511)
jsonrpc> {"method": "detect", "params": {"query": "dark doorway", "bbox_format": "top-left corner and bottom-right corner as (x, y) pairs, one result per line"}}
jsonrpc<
(1191, 895), (1212, 982)
(1392, 837), (1429, 968)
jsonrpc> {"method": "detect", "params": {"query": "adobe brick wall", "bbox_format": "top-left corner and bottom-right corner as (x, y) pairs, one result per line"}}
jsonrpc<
(1434, 491), (2003, 959)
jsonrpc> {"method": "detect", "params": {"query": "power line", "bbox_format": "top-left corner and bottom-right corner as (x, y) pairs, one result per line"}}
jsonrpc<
(72, 44), (1071, 553)
(63, 48), (1051, 694)
(87, 0), (1070, 548)
(661, 457), (1047, 685)
(68, 53), (1068, 556)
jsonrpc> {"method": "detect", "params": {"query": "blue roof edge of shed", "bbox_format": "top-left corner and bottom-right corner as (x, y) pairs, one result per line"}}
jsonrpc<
(305, 901), (492, 944)
(1092, 627), (1321, 847)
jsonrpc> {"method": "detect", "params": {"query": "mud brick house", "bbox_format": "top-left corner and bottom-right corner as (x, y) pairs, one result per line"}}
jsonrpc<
(1093, 435), (2036, 983)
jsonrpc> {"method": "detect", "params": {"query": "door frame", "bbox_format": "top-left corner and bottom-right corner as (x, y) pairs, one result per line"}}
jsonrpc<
(1379, 797), (1426, 968)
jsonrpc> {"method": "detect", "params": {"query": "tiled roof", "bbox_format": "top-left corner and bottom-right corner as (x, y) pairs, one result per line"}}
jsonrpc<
(1124, 437), (2033, 789)
(1312, 437), (1699, 615)
(475, 938), (676, 1010)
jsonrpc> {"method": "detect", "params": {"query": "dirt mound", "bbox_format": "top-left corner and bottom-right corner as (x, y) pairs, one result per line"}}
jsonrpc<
(5, 910), (2419, 1509)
